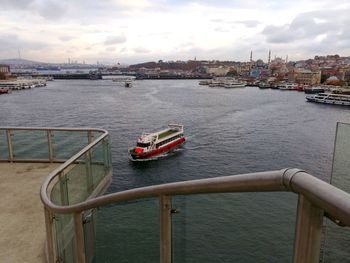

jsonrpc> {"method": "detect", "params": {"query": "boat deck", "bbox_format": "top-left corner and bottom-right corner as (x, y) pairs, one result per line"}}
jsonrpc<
(0, 162), (60, 263)
(158, 129), (178, 139)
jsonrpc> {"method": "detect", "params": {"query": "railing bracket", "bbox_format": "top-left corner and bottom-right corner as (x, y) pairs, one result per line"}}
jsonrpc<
(171, 208), (180, 214)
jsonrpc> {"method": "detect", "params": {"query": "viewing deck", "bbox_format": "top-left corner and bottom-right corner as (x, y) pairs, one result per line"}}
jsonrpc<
(0, 163), (59, 263)
(0, 125), (349, 262)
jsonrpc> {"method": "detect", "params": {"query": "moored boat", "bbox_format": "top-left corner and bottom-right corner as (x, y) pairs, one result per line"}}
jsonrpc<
(129, 124), (185, 160)
(306, 93), (350, 106)
(199, 80), (210, 85)
(279, 83), (297, 90)
(258, 82), (270, 89)
(224, 81), (246, 88)
(0, 88), (11, 94)
(304, 86), (324, 94)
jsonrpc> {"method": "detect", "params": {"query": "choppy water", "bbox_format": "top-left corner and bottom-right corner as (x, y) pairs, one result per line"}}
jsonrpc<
(1, 79), (349, 262)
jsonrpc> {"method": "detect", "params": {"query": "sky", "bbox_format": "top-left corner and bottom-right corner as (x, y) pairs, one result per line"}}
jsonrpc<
(0, 0), (350, 64)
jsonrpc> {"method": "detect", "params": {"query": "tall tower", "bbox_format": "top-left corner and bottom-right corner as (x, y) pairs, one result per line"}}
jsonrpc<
(285, 55), (288, 63)
(250, 50), (253, 62)
(268, 50), (271, 64)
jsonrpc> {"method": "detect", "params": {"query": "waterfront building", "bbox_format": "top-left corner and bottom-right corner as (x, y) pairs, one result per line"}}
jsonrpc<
(205, 65), (230, 76)
(296, 69), (321, 85)
(0, 64), (11, 80)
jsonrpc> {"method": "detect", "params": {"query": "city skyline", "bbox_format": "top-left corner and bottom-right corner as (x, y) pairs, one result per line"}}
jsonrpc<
(0, 0), (350, 64)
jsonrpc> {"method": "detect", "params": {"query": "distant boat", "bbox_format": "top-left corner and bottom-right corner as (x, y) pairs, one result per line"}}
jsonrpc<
(279, 83), (297, 90)
(129, 124), (185, 160)
(125, 80), (132, 88)
(199, 80), (210, 85)
(0, 88), (11, 94)
(304, 86), (325, 94)
(306, 93), (350, 106)
(36, 66), (60, 71)
(224, 81), (246, 88)
(258, 82), (270, 89)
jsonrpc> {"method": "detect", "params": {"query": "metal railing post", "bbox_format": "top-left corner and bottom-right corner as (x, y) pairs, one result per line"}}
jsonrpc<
(47, 130), (53, 162)
(44, 208), (55, 263)
(160, 195), (172, 263)
(6, 129), (13, 162)
(59, 172), (69, 205)
(87, 130), (93, 144)
(74, 212), (86, 263)
(85, 152), (93, 193)
(293, 194), (324, 263)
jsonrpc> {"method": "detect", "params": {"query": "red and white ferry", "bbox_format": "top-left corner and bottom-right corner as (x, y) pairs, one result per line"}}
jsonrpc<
(129, 124), (185, 160)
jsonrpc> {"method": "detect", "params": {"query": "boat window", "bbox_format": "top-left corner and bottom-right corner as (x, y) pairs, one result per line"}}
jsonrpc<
(137, 142), (150, 147)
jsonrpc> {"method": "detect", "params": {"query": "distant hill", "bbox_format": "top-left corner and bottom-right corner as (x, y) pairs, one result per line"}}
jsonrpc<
(0, 58), (44, 65)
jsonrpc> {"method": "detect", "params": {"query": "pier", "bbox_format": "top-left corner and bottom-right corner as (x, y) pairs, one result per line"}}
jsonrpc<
(0, 79), (47, 91)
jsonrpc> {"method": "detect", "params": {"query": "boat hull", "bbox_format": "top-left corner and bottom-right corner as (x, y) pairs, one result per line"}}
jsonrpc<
(130, 137), (185, 160)
(306, 97), (350, 106)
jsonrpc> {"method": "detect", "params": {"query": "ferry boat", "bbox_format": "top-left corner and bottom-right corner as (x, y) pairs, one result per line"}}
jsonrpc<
(304, 86), (324, 94)
(224, 80), (246, 88)
(306, 93), (350, 106)
(279, 83), (297, 90)
(129, 124), (185, 160)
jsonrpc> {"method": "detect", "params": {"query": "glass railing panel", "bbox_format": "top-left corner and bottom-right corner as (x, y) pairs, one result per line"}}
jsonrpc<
(52, 131), (89, 160)
(11, 130), (48, 160)
(172, 192), (297, 263)
(66, 160), (89, 205)
(0, 130), (8, 160)
(322, 122), (350, 262)
(94, 199), (160, 263)
(53, 213), (76, 263)
(50, 140), (111, 206)
(91, 139), (111, 190)
(330, 122), (350, 192)
(83, 209), (97, 263)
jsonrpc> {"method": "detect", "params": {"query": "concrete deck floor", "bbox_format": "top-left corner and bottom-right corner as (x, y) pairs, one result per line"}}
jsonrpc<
(0, 162), (60, 263)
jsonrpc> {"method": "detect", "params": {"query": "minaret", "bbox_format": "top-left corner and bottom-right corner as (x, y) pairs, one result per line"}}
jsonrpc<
(250, 50), (253, 63)
(285, 55), (288, 63)
(268, 50), (271, 64)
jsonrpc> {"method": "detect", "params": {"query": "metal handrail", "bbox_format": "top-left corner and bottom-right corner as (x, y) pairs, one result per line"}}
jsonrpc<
(41, 166), (350, 263)
(40, 168), (350, 227)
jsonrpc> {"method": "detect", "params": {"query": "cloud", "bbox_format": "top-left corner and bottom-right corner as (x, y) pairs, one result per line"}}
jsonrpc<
(36, 1), (67, 20)
(1, 0), (67, 20)
(234, 20), (260, 28)
(0, 33), (47, 50)
(59, 36), (77, 42)
(262, 8), (350, 44)
(214, 27), (229, 33)
(104, 35), (127, 45)
(211, 18), (260, 28)
(133, 47), (151, 53)
(1, 0), (34, 9)
(105, 47), (116, 52)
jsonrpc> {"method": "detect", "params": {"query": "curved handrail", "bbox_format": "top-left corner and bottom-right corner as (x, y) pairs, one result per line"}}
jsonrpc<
(40, 167), (350, 227)
(39, 128), (109, 207)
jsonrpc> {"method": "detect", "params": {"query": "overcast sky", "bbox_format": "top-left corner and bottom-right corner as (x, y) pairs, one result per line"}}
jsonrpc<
(0, 0), (349, 64)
